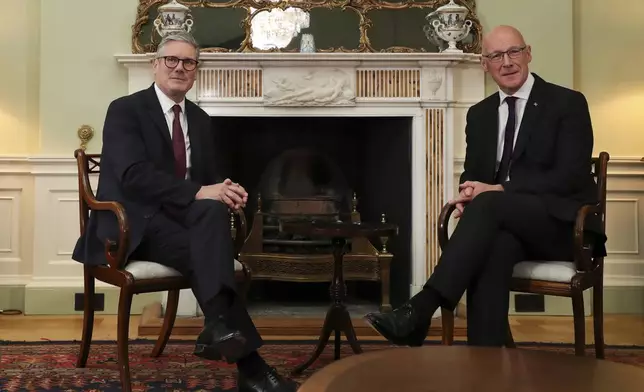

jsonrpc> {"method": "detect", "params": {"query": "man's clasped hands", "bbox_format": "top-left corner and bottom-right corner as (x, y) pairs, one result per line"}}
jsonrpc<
(449, 181), (504, 218)
(195, 179), (248, 211)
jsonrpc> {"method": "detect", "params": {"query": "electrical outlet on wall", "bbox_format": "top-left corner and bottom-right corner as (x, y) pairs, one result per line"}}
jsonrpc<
(74, 293), (105, 312)
(514, 293), (545, 312)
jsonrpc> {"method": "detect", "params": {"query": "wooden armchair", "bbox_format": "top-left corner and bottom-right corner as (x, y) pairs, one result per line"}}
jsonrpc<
(73, 149), (252, 392)
(438, 152), (609, 359)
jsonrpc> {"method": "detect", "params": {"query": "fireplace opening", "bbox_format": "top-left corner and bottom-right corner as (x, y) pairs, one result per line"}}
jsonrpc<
(258, 147), (351, 255)
(211, 116), (412, 313)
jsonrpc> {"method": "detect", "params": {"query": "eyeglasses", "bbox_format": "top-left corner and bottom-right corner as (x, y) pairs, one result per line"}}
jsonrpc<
(483, 46), (527, 63)
(157, 55), (199, 71)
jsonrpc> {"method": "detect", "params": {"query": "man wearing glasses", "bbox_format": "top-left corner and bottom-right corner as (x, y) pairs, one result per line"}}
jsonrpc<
(72, 32), (297, 391)
(365, 25), (606, 348)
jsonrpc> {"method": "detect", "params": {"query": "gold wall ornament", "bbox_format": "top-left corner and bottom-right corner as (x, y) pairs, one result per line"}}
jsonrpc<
(77, 125), (95, 150)
(131, 0), (481, 54)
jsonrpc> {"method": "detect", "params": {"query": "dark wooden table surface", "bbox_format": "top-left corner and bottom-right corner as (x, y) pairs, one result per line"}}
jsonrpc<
(298, 345), (644, 391)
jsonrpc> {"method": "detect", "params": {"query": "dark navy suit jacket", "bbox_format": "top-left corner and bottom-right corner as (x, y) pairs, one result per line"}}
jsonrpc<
(460, 73), (606, 255)
(72, 84), (219, 266)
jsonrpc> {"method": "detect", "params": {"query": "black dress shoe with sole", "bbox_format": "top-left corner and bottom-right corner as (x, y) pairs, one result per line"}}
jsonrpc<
(193, 316), (247, 363)
(364, 303), (430, 347)
(238, 368), (299, 392)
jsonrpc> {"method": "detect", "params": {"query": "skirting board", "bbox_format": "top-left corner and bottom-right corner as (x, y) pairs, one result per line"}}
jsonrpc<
(6, 285), (643, 315)
(137, 302), (468, 338)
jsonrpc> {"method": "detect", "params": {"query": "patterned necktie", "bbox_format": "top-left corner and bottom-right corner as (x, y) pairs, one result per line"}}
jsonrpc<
(171, 104), (187, 179)
(495, 96), (518, 184)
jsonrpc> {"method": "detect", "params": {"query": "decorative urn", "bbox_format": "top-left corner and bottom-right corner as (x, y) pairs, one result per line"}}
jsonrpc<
(423, 12), (446, 52)
(153, 0), (194, 37)
(427, 0), (473, 53)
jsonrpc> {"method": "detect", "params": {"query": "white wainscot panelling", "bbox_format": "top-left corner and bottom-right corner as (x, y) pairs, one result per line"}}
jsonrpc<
(603, 190), (644, 287)
(0, 159), (33, 284)
(30, 166), (90, 285)
(605, 198), (639, 255)
(601, 159), (644, 286)
(0, 157), (99, 288)
(0, 187), (23, 277)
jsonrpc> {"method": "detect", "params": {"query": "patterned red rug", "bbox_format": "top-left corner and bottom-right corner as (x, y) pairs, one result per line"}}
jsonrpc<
(1, 340), (643, 391)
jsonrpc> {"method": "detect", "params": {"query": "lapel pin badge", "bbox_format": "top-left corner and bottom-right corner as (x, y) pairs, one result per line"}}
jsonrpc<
(534, 102), (538, 106)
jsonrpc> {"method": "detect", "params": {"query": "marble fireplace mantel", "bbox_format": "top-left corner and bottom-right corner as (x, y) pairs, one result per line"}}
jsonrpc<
(114, 52), (486, 316)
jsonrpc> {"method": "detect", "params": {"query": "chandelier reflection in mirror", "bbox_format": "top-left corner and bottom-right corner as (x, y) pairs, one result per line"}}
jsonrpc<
(250, 1), (310, 50)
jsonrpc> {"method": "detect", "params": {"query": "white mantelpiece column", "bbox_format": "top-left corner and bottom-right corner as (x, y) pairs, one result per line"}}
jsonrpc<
(115, 52), (485, 316)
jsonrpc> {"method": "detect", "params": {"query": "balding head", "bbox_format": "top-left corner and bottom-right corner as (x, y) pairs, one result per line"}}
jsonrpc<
(480, 25), (532, 95)
(482, 25), (526, 55)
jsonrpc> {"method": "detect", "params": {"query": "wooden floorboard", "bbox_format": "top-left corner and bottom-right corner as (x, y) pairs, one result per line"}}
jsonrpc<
(137, 302), (468, 338)
(1, 308), (642, 346)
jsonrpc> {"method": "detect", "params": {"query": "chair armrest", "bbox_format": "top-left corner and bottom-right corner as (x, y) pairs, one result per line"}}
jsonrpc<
(83, 192), (130, 270)
(573, 203), (601, 272)
(438, 202), (458, 251)
(232, 208), (248, 257)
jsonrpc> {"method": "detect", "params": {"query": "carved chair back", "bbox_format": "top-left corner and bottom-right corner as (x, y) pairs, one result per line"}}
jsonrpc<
(592, 152), (609, 234)
(75, 149), (101, 237)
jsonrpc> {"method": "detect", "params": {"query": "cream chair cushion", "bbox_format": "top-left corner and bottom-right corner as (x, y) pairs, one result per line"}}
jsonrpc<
(512, 261), (577, 283)
(124, 259), (244, 280)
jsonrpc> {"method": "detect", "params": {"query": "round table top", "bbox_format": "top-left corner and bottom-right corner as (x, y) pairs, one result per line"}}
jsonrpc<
(297, 346), (644, 392)
(280, 220), (398, 238)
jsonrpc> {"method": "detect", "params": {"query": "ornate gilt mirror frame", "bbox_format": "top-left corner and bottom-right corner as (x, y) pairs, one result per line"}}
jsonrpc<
(132, 0), (481, 54)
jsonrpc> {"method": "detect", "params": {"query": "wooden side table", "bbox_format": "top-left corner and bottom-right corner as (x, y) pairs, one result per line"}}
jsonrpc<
(280, 220), (398, 374)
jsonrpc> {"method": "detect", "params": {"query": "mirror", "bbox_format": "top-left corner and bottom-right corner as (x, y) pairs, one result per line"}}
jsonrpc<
(132, 0), (481, 54)
(248, 5), (363, 51)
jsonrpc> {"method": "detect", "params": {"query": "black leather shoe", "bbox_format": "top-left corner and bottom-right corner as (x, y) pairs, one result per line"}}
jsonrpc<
(193, 316), (247, 363)
(238, 367), (298, 392)
(364, 303), (430, 347)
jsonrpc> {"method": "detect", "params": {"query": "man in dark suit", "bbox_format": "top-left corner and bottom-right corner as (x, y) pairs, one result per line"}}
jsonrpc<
(364, 25), (605, 347)
(72, 32), (297, 392)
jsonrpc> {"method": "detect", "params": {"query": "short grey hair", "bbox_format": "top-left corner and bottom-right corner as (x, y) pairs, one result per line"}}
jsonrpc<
(156, 31), (200, 61)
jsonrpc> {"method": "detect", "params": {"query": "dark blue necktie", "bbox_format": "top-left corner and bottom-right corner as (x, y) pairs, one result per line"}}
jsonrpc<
(495, 96), (518, 184)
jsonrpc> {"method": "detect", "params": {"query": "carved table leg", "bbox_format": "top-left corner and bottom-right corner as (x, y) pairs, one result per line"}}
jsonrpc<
(291, 237), (363, 375)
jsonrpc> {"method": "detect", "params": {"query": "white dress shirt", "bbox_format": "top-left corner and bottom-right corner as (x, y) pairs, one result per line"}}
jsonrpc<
(496, 73), (535, 180)
(154, 83), (191, 178)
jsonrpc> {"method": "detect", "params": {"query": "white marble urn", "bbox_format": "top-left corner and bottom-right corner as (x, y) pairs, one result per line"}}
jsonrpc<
(154, 0), (194, 37)
(429, 0), (473, 53)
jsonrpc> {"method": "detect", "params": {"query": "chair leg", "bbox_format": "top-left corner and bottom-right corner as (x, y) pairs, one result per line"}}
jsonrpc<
(572, 290), (586, 357)
(117, 288), (134, 392)
(593, 283), (605, 359)
(151, 289), (180, 357)
(76, 266), (95, 368)
(379, 258), (392, 313)
(240, 268), (252, 305)
(440, 307), (454, 345)
(505, 318), (517, 348)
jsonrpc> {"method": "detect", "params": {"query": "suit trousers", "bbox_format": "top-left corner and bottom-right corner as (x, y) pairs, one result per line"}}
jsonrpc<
(425, 191), (574, 346)
(131, 199), (262, 350)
